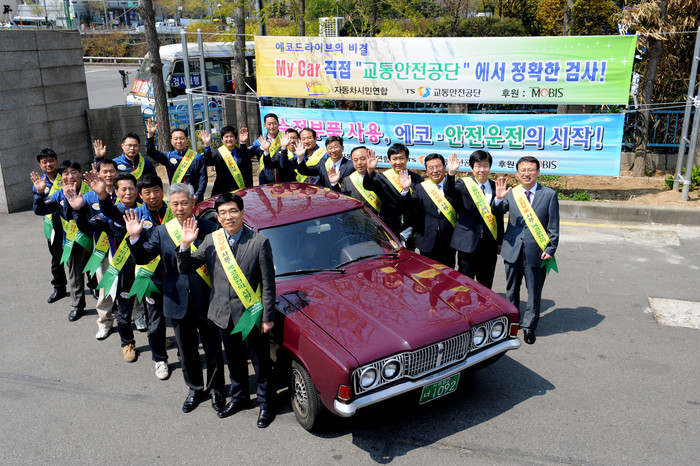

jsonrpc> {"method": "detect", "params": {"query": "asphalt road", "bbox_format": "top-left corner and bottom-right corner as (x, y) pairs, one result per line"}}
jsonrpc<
(1, 212), (699, 465)
(84, 64), (140, 108)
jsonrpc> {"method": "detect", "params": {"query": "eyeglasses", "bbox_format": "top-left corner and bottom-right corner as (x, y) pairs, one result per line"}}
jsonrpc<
(425, 165), (444, 172)
(123, 144), (140, 148)
(217, 209), (241, 218)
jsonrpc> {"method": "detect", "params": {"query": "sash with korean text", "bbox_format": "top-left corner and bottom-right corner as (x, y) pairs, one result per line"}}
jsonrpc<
(260, 133), (281, 171)
(171, 149), (197, 184)
(43, 173), (63, 240)
(218, 145), (246, 189)
(421, 180), (457, 228)
(165, 218), (211, 287)
(95, 236), (131, 294)
(128, 205), (175, 299)
(58, 182), (93, 263)
(295, 147), (327, 183)
(349, 172), (381, 212)
(131, 155), (146, 179)
(83, 231), (111, 277)
(512, 185), (558, 275)
(463, 177), (497, 240)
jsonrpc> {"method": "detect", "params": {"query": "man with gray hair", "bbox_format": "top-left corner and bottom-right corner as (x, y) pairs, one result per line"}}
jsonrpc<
(126, 183), (226, 414)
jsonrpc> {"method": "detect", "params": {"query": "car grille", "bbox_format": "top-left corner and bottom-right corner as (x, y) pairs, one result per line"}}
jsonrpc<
(403, 332), (470, 379)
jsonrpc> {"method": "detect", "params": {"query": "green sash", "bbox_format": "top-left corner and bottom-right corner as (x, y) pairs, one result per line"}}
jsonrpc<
(58, 182), (93, 264)
(218, 145), (245, 190)
(349, 172), (381, 212)
(212, 229), (263, 340)
(171, 149), (197, 184)
(512, 185), (558, 275)
(165, 218), (211, 287)
(43, 173), (63, 240)
(463, 177), (497, 240)
(83, 231), (111, 277)
(421, 180), (457, 228)
(128, 205), (175, 299)
(95, 236), (131, 293)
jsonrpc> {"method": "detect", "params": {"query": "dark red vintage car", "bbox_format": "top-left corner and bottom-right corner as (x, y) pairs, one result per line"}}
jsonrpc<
(195, 182), (521, 431)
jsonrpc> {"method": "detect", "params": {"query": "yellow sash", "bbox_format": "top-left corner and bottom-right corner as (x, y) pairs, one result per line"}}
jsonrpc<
(463, 177), (497, 240)
(131, 155), (145, 179)
(58, 181), (92, 246)
(512, 185), (550, 251)
(384, 169), (405, 194)
(421, 180), (457, 228)
(295, 147), (327, 183)
(171, 149), (196, 184)
(134, 204), (175, 276)
(212, 229), (262, 309)
(43, 173), (63, 240)
(349, 172), (381, 212)
(165, 218), (211, 287)
(218, 145), (245, 190)
(260, 133), (281, 171)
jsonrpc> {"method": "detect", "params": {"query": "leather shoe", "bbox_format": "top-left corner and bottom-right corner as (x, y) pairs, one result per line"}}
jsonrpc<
(217, 399), (250, 419)
(68, 308), (83, 322)
(523, 329), (536, 345)
(90, 288), (100, 300)
(182, 390), (203, 413)
(257, 408), (276, 428)
(48, 288), (66, 304)
(210, 389), (226, 412)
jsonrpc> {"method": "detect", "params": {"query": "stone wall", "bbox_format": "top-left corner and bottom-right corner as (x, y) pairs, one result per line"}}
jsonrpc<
(0, 30), (92, 213)
(86, 105), (145, 158)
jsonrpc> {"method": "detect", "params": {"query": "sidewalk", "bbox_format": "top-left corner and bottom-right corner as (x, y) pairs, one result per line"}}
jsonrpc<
(559, 200), (700, 226)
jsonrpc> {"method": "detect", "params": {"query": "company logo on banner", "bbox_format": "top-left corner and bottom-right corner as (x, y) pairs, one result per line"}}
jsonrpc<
(260, 106), (625, 176)
(254, 35), (637, 105)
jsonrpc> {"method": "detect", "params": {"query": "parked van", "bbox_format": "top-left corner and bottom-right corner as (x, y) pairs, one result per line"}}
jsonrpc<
(126, 41), (256, 125)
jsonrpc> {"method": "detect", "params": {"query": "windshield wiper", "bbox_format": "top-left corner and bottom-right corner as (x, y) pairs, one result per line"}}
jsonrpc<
(276, 268), (346, 277)
(335, 252), (399, 269)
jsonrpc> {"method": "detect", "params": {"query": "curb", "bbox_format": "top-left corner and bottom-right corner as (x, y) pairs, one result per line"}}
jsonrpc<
(559, 200), (700, 226)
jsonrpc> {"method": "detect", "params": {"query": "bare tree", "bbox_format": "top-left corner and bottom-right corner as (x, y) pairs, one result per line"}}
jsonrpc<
(137, 0), (171, 150)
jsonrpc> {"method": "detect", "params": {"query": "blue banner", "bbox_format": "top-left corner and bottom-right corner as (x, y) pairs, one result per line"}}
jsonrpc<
(260, 106), (624, 176)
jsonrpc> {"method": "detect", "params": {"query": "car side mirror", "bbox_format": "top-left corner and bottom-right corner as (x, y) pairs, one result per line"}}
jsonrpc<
(399, 227), (413, 247)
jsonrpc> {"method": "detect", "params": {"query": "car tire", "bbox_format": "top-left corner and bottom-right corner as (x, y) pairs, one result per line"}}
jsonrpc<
(199, 208), (217, 223)
(291, 360), (323, 431)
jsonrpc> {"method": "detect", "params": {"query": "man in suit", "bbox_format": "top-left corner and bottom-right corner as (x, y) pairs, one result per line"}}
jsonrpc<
(363, 143), (423, 236)
(495, 156), (559, 345)
(330, 146), (381, 214)
(446, 150), (504, 289)
(259, 128), (299, 183)
(293, 136), (354, 188)
(291, 127), (327, 185)
(402, 153), (457, 268)
(176, 192), (277, 428)
(201, 126), (254, 194)
(124, 183), (226, 412)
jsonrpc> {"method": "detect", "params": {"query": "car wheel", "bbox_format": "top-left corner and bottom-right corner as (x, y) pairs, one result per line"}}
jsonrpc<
(199, 208), (217, 223)
(290, 360), (323, 431)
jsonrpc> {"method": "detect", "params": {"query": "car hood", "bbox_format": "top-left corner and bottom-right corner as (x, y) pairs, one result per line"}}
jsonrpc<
(279, 253), (513, 365)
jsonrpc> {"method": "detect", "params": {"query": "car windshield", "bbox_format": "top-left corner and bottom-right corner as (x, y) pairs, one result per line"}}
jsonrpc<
(260, 208), (399, 277)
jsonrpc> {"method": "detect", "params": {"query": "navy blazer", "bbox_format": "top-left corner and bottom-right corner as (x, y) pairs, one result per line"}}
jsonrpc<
(403, 180), (458, 253)
(295, 156), (355, 189)
(203, 145), (254, 195)
(332, 173), (380, 213)
(496, 184), (559, 268)
(129, 218), (219, 319)
(362, 169), (423, 233)
(446, 176), (504, 254)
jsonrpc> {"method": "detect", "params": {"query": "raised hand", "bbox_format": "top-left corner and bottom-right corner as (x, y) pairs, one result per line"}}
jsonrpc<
(239, 127), (249, 144)
(145, 118), (157, 138)
(495, 176), (512, 200)
(64, 185), (85, 211)
(30, 171), (47, 193)
(198, 129), (211, 147)
(260, 135), (271, 152)
(83, 169), (107, 199)
(399, 169), (412, 191)
(328, 165), (340, 185)
(447, 152), (460, 175)
(93, 139), (107, 159)
(280, 133), (290, 150)
(366, 149), (378, 173)
(295, 143), (306, 162)
(180, 217), (199, 249)
(124, 209), (145, 241)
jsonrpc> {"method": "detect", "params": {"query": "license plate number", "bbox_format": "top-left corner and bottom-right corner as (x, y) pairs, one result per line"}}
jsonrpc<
(419, 373), (460, 404)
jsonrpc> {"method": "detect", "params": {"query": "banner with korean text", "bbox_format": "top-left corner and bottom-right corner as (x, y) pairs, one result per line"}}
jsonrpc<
(261, 106), (624, 176)
(255, 35), (637, 105)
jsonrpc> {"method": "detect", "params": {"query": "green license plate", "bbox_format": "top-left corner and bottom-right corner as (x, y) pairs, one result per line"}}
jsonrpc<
(419, 373), (460, 404)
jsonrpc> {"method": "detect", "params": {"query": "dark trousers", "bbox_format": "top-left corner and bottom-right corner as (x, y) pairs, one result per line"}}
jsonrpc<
(47, 236), (67, 290)
(115, 277), (167, 363)
(457, 238), (498, 289)
(171, 304), (224, 394)
(420, 241), (456, 269)
(115, 273), (136, 347)
(220, 322), (275, 410)
(66, 246), (87, 311)
(504, 247), (547, 331)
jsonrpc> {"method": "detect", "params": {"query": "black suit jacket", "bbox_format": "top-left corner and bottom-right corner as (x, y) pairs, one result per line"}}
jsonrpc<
(331, 173), (380, 213)
(204, 145), (254, 195)
(362, 169), (423, 234)
(404, 180), (458, 253)
(295, 156), (355, 189)
(176, 226), (276, 330)
(446, 176), (504, 254)
(129, 218), (219, 320)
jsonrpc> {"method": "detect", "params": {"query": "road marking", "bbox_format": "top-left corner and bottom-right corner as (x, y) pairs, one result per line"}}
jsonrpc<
(561, 220), (646, 230)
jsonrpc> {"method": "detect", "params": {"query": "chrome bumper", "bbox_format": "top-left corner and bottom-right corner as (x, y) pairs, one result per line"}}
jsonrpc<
(333, 338), (521, 417)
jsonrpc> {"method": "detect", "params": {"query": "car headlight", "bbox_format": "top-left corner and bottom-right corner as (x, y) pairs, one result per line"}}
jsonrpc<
(473, 326), (486, 346)
(490, 321), (505, 340)
(359, 367), (378, 389)
(382, 359), (401, 380)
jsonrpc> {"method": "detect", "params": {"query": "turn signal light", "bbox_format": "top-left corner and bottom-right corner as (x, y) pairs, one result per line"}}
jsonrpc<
(337, 385), (352, 401)
(509, 322), (519, 337)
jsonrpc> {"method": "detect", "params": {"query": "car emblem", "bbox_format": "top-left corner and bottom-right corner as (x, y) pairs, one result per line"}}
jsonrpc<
(436, 342), (445, 367)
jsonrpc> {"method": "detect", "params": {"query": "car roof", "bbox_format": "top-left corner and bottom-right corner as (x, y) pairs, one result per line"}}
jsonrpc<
(237, 183), (364, 231)
(155, 41), (255, 60)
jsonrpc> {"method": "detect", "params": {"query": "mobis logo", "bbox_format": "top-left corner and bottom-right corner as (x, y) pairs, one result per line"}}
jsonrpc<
(529, 87), (564, 98)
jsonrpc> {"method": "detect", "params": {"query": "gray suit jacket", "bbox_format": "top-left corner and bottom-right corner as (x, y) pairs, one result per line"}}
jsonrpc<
(176, 226), (276, 330)
(496, 184), (559, 268)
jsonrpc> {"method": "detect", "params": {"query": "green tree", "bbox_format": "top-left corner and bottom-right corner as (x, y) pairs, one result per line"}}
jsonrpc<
(536, 0), (618, 35)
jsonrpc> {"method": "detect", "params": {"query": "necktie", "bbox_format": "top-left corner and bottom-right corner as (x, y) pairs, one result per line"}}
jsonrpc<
(481, 184), (486, 193)
(526, 190), (532, 204)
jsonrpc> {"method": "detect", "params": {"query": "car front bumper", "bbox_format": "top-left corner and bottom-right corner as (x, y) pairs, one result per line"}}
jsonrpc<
(333, 337), (521, 417)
